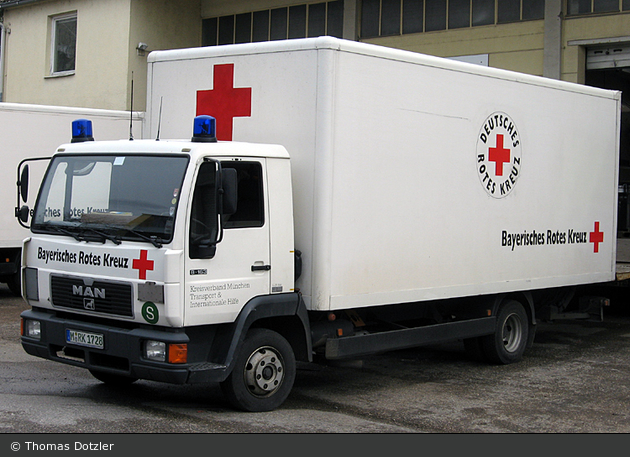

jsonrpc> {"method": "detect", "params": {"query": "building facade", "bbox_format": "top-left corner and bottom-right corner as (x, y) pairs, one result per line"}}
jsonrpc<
(1, 0), (629, 184)
(2, 1), (630, 107)
(0, 0), (201, 110)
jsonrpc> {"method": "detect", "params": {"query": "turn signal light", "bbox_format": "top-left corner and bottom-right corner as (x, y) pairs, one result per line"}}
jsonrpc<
(168, 344), (188, 364)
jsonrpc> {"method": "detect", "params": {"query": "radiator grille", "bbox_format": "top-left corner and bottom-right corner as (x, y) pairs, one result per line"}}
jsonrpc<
(50, 275), (133, 317)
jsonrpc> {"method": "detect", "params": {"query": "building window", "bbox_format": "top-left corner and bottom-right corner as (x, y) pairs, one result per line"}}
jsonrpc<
(360, 0), (544, 38)
(202, 1), (344, 46)
(236, 13), (252, 44)
(403, 0), (424, 33)
(473, 0), (495, 26)
(270, 7), (288, 40)
(308, 2), (327, 36)
(498, 0), (544, 23)
(568, 0), (630, 15)
(449, 0), (470, 30)
(381, 0), (402, 35)
(425, 0), (447, 32)
(50, 13), (77, 75)
(361, 0), (381, 36)
(289, 5), (308, 39)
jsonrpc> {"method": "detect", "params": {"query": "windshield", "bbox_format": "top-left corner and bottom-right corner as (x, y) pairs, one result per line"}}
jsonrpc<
(32, 154), (189, 245)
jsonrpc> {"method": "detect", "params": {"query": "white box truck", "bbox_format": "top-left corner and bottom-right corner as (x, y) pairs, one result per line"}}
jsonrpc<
(0, 103), (143, 295)
(16, 38), (620, 412)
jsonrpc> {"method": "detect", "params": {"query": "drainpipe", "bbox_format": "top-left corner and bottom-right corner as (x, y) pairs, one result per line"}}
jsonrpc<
(543, 0), (563, 80)
(0, 21), (4, 102)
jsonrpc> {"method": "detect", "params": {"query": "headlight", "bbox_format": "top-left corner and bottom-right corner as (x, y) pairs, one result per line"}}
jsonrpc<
(143, 340), (187, 364)
(144, 340), (166, 362)
(23, 319), (41, 340)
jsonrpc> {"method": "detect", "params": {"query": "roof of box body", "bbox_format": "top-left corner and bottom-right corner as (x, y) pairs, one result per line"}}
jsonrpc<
(148, 36), (621, 101)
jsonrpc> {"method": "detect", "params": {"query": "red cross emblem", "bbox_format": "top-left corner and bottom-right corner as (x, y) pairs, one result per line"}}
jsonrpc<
(589, 221), (604, 253)
(132, 250), (154, 280)
(489, 134), (511, 176)
(196, 63), (252, 141)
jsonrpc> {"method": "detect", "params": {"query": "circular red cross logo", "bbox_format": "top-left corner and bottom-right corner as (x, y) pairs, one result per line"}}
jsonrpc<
(476, 112), (522, 198)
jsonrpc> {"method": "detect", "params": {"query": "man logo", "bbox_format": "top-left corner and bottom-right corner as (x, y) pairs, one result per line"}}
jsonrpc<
(72, 285), (104, 311)
(72, 285), (105, 299)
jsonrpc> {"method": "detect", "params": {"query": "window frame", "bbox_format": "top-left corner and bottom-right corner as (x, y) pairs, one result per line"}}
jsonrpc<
(221, 160), (265, 229)
(360, 0), (545, 38)
(201, 1), (344, 46)
(49, 12), (77, 77)
(567, 0), (630, 15)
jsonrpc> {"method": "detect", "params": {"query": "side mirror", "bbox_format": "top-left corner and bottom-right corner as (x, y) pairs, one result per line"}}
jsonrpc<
(15, 157), (51, 229)
(18, 165), (29, 203)
(221, 168), (238, 215)
(190, 244), (217, 259)
(16, 205), (30, 223)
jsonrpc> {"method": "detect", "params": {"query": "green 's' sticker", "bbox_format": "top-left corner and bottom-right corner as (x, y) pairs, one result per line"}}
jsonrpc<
(142, 301), (159, 324)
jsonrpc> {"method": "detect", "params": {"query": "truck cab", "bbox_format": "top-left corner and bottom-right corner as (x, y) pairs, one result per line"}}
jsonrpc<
(18, 117), (311, 412)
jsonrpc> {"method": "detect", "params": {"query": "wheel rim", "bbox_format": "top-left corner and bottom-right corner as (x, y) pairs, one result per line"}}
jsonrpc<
(244, 345), (285, 397)
(502, 313), (523, 353)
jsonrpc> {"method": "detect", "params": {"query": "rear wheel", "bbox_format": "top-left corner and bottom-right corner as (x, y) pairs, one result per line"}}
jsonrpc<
(221, 328), (296, 412)
(481, 300), (529, 364)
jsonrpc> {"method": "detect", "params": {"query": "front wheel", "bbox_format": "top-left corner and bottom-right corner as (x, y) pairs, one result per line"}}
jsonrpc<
(221, 328), (296, 412)
(480, 300), (529, 364)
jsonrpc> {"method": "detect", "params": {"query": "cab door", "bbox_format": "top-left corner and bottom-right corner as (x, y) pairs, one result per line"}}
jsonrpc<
(185, 158), (269, 325)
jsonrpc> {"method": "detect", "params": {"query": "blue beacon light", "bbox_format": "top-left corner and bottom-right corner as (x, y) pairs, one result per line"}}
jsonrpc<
(191, 115), (217, 143)
(71, 119), (94, 143)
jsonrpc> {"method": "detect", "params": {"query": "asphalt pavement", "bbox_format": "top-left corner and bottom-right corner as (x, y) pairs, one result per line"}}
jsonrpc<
(1, 283), (630, 436)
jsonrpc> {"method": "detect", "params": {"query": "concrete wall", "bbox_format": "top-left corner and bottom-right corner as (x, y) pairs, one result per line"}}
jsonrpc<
(3, 0), (630, 110)
(2, 0), (200, 111)
(3, 0), (131, 109)
(363, 20), (545, 76)
(130, 0), (201, 112)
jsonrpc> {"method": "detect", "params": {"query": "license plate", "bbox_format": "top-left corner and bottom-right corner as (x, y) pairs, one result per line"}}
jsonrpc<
(66, 329), (104, 349)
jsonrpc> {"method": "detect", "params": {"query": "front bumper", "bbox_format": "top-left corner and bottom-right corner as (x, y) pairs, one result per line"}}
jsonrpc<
(20, 308), (229, 385)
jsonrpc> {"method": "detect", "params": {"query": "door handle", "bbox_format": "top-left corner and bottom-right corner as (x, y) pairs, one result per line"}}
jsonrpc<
(251, 264), (271, 272)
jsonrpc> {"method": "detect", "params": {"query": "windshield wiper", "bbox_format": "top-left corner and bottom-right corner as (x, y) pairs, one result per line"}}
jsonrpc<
(122, 228), (163, 248)
(80, 227), (122, 245)
(41, 224), (122, 245)
(42, 224), (86, 242)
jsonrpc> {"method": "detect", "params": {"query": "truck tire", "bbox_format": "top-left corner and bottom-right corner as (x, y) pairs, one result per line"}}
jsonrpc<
(7, 273), (21, 297)
(7, 255), (21, 297)
(89, 370), (138, 386)
(480, 300), (529, 365)
(463, 337), (487, 362)
(220, 328), (296, 412)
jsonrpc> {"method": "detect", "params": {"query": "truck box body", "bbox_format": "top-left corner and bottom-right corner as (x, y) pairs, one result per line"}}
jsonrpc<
(0, 103), (143, 292)
(146, 37), (620, 312)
